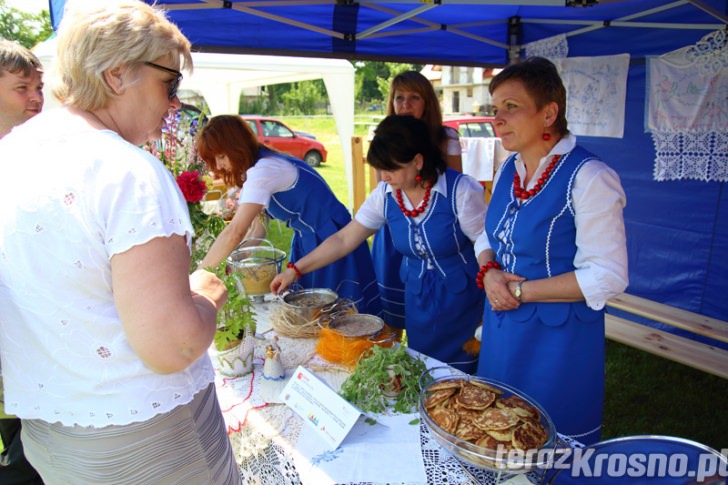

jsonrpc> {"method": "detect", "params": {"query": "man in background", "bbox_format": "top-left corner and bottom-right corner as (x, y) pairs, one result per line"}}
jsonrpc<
(0, 39), (44, 137)
(0, 38), (45, 484)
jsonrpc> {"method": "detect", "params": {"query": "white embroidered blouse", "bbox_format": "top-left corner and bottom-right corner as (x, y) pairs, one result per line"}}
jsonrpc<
(0, 109), (213, 427)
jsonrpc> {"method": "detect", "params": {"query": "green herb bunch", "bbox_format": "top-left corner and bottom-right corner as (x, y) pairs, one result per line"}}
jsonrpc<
(339, 344), (428, 414)
(209, 262), (257, 350)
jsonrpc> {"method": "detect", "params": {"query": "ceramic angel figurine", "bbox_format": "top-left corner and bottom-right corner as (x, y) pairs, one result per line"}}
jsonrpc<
(263, 338), (285, 381)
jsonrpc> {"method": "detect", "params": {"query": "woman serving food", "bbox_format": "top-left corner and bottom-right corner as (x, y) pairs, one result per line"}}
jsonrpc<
(196, 115), (382, 316)
(272, 115), (487, 372)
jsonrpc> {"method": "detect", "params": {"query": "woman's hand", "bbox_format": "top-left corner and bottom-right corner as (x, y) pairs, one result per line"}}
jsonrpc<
(270, 267), (298, 295)
(189, 269), (228, 312)
(484, 269), (525, 311)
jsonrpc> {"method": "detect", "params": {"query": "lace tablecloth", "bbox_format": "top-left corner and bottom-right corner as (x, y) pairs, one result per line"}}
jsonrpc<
(211, 298), (583, 485)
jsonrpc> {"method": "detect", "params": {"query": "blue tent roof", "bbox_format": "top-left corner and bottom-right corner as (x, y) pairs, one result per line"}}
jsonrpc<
(50, 1), (727, 65)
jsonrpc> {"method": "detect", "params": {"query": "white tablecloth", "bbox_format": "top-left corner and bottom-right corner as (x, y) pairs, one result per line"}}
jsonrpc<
(211, 297), (582, 485)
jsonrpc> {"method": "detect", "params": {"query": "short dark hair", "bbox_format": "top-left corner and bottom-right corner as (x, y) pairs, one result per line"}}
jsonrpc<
(489, 56), (568, 136)
(366, 115), (446, 184)
(0, 39), (43, 78)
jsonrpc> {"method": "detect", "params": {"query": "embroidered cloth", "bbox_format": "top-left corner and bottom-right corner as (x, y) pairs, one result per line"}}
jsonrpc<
(647, 30), (728, 182)
(555, 54), (630, 139)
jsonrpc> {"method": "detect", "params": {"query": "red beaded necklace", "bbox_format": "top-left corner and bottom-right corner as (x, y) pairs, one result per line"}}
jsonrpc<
(513, 154), (561, 200)
(395, 183), (432, 217)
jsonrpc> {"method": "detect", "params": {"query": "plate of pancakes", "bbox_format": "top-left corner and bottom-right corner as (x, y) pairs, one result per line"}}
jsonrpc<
(419, 366), (557, 474)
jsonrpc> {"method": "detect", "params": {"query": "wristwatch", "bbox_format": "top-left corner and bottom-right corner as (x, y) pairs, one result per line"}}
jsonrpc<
(514, 281), (523, 302)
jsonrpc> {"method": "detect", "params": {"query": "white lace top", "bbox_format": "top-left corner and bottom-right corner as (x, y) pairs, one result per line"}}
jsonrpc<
(0, 108), (214, 427)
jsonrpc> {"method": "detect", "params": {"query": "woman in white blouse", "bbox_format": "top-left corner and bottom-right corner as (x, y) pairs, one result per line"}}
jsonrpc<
(272, 115), (487, 373)
(0, 1), (238, 482)
(475, 57), (629, 445)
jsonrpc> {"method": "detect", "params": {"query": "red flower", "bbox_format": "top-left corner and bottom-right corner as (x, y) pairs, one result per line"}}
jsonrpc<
(176, 170), (207, 203)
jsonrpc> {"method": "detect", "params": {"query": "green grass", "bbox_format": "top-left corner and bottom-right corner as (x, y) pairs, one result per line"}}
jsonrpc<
(603, 341), (727, 449)
(268, 115), (728, 451)
(280, 115), (374, 207)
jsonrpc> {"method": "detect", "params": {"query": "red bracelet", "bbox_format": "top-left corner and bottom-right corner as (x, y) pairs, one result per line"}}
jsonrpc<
(475, 261), (501, 290)
(287, 262), (303, 280)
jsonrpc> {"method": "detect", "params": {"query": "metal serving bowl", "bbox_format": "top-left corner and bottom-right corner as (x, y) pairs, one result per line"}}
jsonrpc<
(280, 288), (339, 321)
(227, 245), (287, 296)
(418, 366), (557, 475)
(326, 313), (385, 338)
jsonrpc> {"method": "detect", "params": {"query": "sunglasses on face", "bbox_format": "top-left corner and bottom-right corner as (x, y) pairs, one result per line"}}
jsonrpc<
(144, 61), (183, 101)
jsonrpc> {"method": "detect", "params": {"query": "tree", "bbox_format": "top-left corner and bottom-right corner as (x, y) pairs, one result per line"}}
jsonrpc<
(353, 61), (423, 109)
(281, 80), (325, 115)
(0, 0), (53, 49)
(354, 61), (390, 105)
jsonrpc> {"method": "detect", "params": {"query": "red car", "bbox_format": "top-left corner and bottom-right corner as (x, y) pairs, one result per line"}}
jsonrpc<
(241, 115), (328, 167)
(443, 115), (498, 138)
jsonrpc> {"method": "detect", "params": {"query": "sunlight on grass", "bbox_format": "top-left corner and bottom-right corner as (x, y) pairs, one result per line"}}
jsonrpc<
(280, 115), (377, 209)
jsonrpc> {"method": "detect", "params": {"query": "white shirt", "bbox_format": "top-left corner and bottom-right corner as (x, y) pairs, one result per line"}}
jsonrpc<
(356, 171), (489, 257)
(237, 155), (297, 206)
(474, 134), (628, 310)
(0, 108), (213, 427)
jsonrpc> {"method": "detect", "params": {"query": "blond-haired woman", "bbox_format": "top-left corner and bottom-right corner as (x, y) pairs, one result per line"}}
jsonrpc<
(0, 1), (239, 482)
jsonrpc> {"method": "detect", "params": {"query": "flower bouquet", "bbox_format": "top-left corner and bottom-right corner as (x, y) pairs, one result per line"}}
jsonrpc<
(146, 108), (226, 269)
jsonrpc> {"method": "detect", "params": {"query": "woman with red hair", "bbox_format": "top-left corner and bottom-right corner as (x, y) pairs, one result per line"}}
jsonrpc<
(197, 115), (382, 316)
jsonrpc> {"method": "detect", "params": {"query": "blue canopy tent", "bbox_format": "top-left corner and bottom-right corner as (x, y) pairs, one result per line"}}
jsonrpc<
(48, 1), (728, 328)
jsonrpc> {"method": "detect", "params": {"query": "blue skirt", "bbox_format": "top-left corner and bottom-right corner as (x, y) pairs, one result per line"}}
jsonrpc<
(405, 268), (483, 374)
(476, 303), (605, 444)
(371, 225), (405, 328)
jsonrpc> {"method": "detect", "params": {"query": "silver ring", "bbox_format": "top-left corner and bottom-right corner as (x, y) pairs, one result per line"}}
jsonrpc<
(494, 299), (499, 304)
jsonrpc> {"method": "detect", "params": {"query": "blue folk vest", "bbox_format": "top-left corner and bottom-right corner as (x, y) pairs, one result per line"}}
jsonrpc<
(486, 146), (601, 326)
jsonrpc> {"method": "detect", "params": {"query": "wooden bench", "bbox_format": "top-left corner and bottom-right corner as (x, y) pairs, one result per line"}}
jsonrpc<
(605, 293), (728, 379)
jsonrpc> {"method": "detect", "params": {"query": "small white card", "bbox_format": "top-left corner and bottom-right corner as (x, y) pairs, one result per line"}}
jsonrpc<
(281, 365), (361, 450)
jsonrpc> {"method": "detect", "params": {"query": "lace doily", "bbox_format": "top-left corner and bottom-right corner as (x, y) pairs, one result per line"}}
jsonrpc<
(647, 30), (728, 182)
(237, 418), (581, 485)
(524, 34), (569, 60)
(652, 130), (728, 182)
(685, 30), (728, 76)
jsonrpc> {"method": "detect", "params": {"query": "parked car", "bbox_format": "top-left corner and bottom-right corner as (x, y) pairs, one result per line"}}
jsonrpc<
(443, 115), (498, 138)
(294, 130), (317, 140)
(241, 115), (327, 167)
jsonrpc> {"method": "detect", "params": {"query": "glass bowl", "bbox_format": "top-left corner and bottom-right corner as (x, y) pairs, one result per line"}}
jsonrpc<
(419, 366), (557, 475)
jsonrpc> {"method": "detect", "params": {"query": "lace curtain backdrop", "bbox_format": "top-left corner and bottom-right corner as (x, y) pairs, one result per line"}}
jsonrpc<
(647, 30), (728, 182)
(524, 34), (569, 60)
(525, 36), (630, 139)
